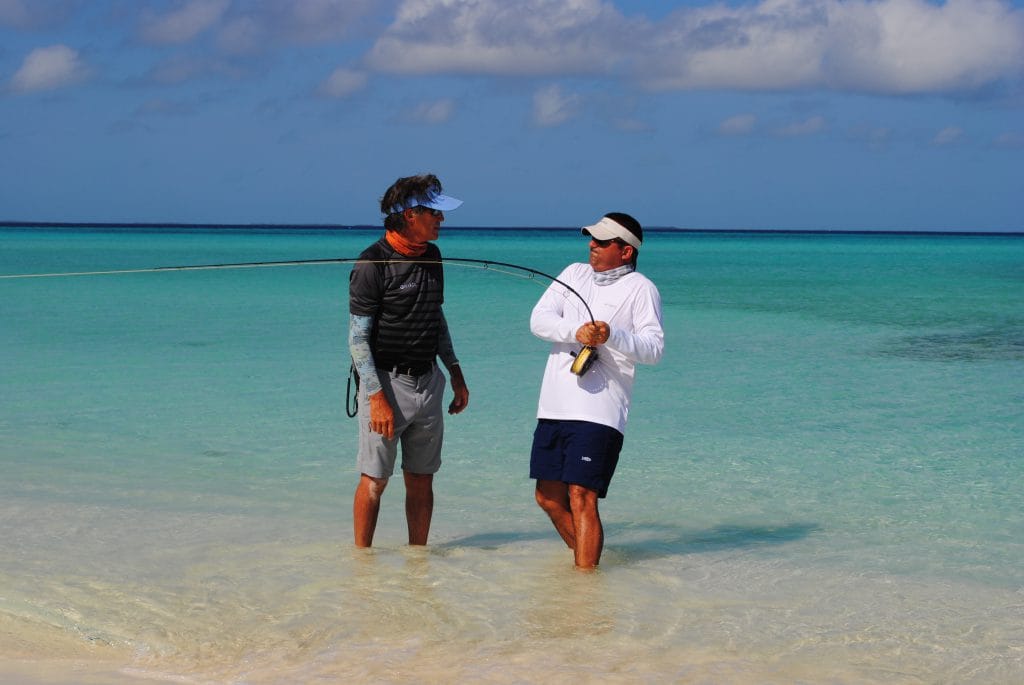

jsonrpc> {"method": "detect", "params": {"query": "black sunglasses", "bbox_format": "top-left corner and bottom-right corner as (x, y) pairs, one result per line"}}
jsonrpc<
(591, 237), (624, 248)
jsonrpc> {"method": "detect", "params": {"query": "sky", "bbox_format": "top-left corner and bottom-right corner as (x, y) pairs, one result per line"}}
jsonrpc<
(1, 0), (1022, 231)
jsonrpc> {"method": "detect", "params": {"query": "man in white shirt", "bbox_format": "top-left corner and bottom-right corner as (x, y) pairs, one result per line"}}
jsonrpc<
(529, 212), (664, 569)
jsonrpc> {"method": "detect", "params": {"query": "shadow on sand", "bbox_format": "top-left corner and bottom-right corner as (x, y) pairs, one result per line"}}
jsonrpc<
(435, 529), (552, 550)
(606, 521), (822, 563)
(437, 521), (821, 561)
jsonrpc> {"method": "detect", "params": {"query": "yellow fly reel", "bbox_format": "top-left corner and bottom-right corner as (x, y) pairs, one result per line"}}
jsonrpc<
(570, 345), (598, 376)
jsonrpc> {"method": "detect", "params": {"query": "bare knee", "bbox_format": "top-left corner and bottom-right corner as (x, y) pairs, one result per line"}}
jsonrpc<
(535, 480), (569, 513)
(403, 471), (433, 495)
(568, 484), (599, 512)
(358, 474), (388, 501)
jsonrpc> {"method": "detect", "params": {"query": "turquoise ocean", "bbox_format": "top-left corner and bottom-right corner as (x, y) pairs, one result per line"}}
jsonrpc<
(1, 226), (1022, 684)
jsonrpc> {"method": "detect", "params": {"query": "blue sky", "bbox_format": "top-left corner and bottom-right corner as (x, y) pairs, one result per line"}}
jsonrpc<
(1, 0), (1022, 230)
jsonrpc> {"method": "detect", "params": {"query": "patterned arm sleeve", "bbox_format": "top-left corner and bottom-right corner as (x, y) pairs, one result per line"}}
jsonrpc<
(348, 314), (381, 396)
(437, 310), (459, 371)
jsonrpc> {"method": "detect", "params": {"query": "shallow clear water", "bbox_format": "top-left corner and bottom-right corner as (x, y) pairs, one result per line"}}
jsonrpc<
(2, 227), (1023, 683)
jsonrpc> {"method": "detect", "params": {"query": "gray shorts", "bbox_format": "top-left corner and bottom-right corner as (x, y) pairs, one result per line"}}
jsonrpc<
(356, 364), (446, 478)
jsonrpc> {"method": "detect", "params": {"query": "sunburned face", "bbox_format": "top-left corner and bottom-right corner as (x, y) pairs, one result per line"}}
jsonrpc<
(402, 206), (443, 244)
(588, 237), (633, 272)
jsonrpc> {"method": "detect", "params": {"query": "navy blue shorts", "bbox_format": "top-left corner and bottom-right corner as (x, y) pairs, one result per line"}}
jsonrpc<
(530, 419), (624, 498)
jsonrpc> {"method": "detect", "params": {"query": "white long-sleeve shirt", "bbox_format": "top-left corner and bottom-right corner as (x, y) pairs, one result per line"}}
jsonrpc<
(530, 263), (664, 433)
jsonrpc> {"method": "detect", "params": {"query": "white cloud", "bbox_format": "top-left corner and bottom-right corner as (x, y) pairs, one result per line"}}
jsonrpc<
(10, 44), (89, 93)
(718, 113), (826, 139)
(644, 0), (829, 90)
(994, 131), (1024, 149)
(217, 0), (377, 54)
(139, 0), (231, 45)
(533, 84), (582, 127)
(367, 0), (633, 75)
(134, 1), (376, 54)
(366, 0), (1024, 97)
(318, 67), (368, 98)
(718, 113), (757, 136)
(643, 0), (1024, 94)
(405, 98), (457, 124)
(774, 115), (827, 137)
(932, 126), (963, 146)
(10, 1), (1019, 99)
(216, 14), (264, 55)
(824, 0), (1024, 94)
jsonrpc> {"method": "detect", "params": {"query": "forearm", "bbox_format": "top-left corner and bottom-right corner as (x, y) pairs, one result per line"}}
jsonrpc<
(436, 311), (469, 414)
(603, 286), (664, 364)
(437, 311), (460, 371)
(605, 324), (664, 364)
(348, 314), (382, 396)
(530, 297), (582, 343)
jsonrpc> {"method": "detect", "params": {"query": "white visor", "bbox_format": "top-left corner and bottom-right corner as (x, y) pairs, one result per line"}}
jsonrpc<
(581, 216), (641, 250)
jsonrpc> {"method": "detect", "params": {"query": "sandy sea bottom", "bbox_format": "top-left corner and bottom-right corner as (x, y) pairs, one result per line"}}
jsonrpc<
(3, 490), (1024, 684)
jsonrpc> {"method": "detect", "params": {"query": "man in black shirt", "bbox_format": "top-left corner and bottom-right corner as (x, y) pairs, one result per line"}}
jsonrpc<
(348, 173), (469, 547)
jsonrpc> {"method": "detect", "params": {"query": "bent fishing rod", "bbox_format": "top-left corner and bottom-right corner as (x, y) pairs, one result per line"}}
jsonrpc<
(5, 254), (604, 408)
(0, 256), (596, 324)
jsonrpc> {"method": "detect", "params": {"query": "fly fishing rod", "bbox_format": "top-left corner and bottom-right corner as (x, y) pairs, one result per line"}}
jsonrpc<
(2, 256), (601, 377)
(0, 256), (595, 323)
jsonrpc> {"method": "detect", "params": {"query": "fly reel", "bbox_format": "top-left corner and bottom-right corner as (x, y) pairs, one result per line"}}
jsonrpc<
(570, 345), (598, 376)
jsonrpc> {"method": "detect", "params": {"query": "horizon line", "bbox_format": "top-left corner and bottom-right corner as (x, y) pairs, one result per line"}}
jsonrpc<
(1, 221), (1021, 237)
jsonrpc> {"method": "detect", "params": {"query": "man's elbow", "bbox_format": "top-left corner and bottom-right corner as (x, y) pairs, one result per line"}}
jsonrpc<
(645, 338), (665, 365)
(528, 316), (546, 338)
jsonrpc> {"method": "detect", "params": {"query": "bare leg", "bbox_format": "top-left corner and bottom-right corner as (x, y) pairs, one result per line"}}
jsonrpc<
(568, 484), (602, 569)
(535, 479), (576, 549)
(404, 471), (434, 545)
(353, 474), (388, 548)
